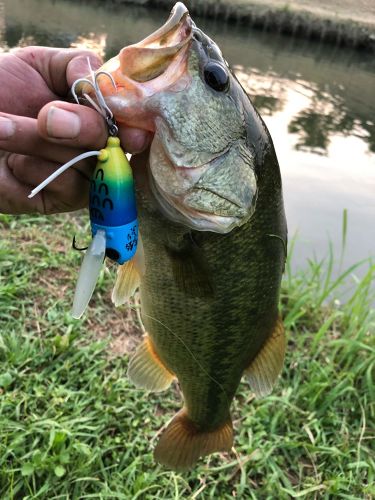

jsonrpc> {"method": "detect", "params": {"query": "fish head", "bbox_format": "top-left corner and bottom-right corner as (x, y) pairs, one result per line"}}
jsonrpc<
(95, 2), (259, 233)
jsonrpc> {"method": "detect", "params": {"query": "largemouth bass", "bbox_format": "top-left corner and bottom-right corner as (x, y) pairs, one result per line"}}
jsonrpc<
(94, 2), (287, 470)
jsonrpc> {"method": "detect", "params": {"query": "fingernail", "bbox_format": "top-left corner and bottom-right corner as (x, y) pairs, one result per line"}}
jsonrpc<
(47, 106), (81, 139)
(0, 117), (15, 139)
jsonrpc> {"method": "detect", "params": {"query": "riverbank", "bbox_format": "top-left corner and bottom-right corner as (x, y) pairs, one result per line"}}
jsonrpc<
(108, 0), (375, 51)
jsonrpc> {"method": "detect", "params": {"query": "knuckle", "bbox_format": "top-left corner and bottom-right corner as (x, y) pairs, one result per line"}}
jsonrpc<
(7, 153), (24, 171)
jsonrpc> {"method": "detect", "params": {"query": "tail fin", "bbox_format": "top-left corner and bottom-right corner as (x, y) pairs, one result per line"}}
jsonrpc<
(154, 408), (233, 471)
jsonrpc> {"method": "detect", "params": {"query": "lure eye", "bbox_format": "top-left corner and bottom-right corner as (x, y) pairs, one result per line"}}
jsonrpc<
(204, 62), (229, 92)
(105, 248), (120, 262)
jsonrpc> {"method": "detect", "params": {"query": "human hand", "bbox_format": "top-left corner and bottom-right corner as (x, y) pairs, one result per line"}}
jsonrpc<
(0, 46), (152, 214)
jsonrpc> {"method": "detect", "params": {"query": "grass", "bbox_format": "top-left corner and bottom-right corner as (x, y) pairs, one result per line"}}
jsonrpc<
(0, 212), (374, 499)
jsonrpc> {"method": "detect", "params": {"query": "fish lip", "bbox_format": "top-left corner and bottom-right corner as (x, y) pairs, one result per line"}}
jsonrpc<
(136, 2), (191, 49)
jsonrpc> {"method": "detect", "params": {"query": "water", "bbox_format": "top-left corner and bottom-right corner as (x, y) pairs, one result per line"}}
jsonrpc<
(1, 0), (374, 275)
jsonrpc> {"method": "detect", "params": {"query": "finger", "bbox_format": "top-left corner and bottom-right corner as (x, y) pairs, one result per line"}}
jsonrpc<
(64, 51), (102, 88)
(8, 152), (91, 186)
(0, 53), (58, 117)
(0, 152), (44, 214)
(0, 112), (84, 164)
(15, 47), (102, 96)
(6, 153), (91, 213)
(118, 127), (153, 154)
(38, 101), (108, 149)
(39, 101), (153, 153)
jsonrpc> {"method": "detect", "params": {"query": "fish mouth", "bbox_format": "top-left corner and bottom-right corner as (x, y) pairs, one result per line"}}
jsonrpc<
(91, 2), (193, 125)
(117, 2), (192, 83)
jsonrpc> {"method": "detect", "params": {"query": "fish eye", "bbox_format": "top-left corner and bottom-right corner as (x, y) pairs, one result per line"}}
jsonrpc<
(204, 62), (229, 92)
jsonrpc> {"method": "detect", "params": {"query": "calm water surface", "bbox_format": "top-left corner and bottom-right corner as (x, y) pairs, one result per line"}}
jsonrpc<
(1, 0), (374, 276)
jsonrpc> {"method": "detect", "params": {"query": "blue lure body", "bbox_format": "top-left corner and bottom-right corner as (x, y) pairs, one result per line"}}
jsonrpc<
(90, 136), (138, 265)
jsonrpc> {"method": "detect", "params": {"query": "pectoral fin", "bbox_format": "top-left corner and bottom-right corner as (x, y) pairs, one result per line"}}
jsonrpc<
(128, 336), (175, 392)
(166, 234), (214, 298)
(244, 317), (285, 398)
(112, 233), (145, 306)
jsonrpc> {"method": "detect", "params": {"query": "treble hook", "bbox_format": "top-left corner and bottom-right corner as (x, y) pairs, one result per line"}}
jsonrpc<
(71, 59), (119, 136)
(72, 235), (88, 252)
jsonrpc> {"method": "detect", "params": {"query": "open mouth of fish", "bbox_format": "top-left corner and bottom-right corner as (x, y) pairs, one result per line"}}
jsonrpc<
(95, 2), (194, 120)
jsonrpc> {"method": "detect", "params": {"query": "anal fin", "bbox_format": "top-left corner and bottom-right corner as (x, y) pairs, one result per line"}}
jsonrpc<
(244, 316), (285, 398)
(154, 408), (233, 471)
(127, 336), (175, 392)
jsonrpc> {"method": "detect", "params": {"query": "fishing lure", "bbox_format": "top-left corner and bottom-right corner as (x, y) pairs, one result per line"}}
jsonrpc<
(29, 64), (138, 319)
